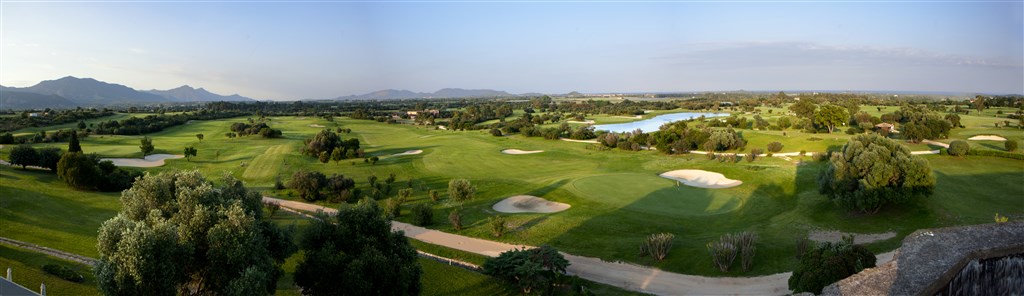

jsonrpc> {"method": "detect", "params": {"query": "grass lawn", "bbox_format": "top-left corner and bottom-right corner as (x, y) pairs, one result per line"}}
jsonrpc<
(0, 244), (99, 296)
(3, 113), (1022, 280)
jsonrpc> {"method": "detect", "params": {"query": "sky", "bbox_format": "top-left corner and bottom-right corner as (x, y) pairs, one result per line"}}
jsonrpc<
(2, 1), (1022, 100)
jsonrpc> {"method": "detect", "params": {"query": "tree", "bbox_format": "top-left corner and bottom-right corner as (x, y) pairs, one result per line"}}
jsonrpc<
(77, 120), (87, 130)
(196, 133), (204, 142)
(482, 245), (569, 294)
(95, 171), (295, 296)
(370, 156), (379, 165)
(318, 151), (330, 164)
(947, 140), (969, 156)
(767, 142), (784, 153)
(293, 199), (421, 295)
(289, 170), (327, 201)
(490, 128), (503, 137)
(788, 100), (818, 119)
(447, 178), (476, 205)
(789, 239), (875, 294)
(68, 130), (83, 153)
(9, 145), (38, 169)
(330, 148), (343, 165)
(1006, 140), (1018, 152)
(139, 137), (154, 157)
(777, 116), (793, 130)
(814, 104), (848, 134)
(36, 147), (62, 171)
(325, 174), (355, 202)
(411, 204), (433, 226)
(818, 134), (935, 213)
(973, 95), (986, 113)
(944, 113), (961, 128)
(183, 146), (198, 161)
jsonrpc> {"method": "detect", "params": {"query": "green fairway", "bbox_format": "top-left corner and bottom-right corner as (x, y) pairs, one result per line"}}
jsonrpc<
(4, 113), (1022, 279)
(0, 245), (100, 296)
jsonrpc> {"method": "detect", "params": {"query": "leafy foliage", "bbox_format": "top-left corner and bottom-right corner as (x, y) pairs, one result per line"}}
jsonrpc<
(1006, 140), (1018, 152)
(411, 203), (434, 226)
(288, 170), (326, 201)
(43, 263), (85, 283)
(56, 152), (141, 191)
(448, 209), (462, 230)
(294, 199), (421, 296)
(8, 144), (38, 169)
(447, 178), (476, 204)
(95, 170), (296, 296)
(482, 245), (569, 294)
(947, 140), (969, 156)
(139, 136), (154, 156)
(818, 134), (935, 213)
(766, 141), (784, 153)
(489, 215), (508, 237)
(788, 239), (876, 294)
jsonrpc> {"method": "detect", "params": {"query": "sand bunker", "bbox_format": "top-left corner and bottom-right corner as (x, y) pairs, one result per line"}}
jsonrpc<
(101, 154), (184, 167)
(659, 169), (743, 189)
(968, 135), (1007, 141)
(809, 230), (897, 245)
(559, 138), (600, 144)
(567, 120), (596, 124)
(493, 195), (570, 213)
(392, 150), (423, 156)
(309, 124), (326, 128)
(502, 149), (543, 155)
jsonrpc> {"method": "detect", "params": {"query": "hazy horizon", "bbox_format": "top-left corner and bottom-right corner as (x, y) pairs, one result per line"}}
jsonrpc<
(2, 2), (1022, 100)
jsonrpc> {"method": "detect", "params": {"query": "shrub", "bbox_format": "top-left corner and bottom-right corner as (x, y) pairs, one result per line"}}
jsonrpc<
(428, 189), (440, 202)
(397, 188), (413, 203)
(264, 201), (281, 217)
(274, 176), (285, 190)
(789, 240), (876, 294)
(1006, 140), (1019, 152)
(737, 231), (758, 272)
(744, 153), (756, 162)
(289, 170), (327, 201)
(490, 128), (503, 137)
(800, 150), (807, 156)
(411, 204), (433, 226)
(42, 264), (84, 283)
(994, 213), (1009, 223)
(947, 140), (969, 156)
(448, 178), (476, 204)
(639, 233), (675, 261)
(795, 237), (811, 259)
(767, 142), (784, 153)
(489, 215), (507, 237)
(449, 209), (462, 230)
(811, 152), (827, 162)
(706, 152), (716, 160)
(482, 245), (569, 294)
(707, 235), (737, 272)
(969, 148), (1024, 160)
(384, 198), (403, 218)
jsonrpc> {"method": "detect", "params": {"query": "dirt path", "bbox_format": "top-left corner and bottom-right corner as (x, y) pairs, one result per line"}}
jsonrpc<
(0, 237), (97, 266)
(264, 197), (897, 295)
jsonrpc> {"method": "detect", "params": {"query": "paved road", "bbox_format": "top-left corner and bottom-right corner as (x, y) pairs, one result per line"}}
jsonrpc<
(263, 196), (898, 295)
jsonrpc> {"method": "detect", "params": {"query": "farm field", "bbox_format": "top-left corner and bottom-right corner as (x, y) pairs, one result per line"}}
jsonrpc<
(4, 110), (1021, 279)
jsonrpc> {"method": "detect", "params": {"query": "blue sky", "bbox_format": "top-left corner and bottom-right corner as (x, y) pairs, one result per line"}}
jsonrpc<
(2, 2), (1022, 99)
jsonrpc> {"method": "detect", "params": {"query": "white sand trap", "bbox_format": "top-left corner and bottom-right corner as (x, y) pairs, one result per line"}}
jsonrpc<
(809, 230), (897, 245)
(968, 135), (1007, 141)
(559, 138), (600, 144)
(502, 149), (543, 155)
(567, 120), (595, 124)
(392, 150), (423, 156)
(101, 154), (184, 167)
(493, 195), (570, 213)
(659, 169), (743, 189)
(309, 124), (326, 128)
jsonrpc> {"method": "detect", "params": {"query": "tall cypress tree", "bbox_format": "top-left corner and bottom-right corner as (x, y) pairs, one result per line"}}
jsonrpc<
(68, 130), (82, 153)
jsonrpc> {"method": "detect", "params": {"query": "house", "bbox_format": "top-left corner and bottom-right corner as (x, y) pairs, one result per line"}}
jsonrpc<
(875, 122), (898, 133)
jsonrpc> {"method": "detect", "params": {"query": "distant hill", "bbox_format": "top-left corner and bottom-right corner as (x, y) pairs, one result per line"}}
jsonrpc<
(10, 76), (168, 105)
(334, 88), (514, 100)
(0, 89), (78, 110)
(147, 85), (255, 102)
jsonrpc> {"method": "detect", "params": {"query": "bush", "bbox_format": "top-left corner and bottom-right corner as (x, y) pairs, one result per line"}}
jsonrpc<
(639, 233), (675, 261)
(789, 240), (876, 294)
(800, 150), (807, 156)
(705, 152), (716, 160)
(42, 264), (84, 283)
(947, 140), (969, 156)
(448, 178), (476, 204)
(1006, 140), (1019, 152)
(795, 237), (811, 259)
(383, 198), (403, 218)
(482, 245), (569, 294)
(264, 201), (281, 217)
(490, 128), (503, 137)
(707, 236), (737, 272)
(411, 204), (433, 226)
(744, 153), (756, 162)
(737, 231), (758, 272)
(968, 148), (1024, 160)
(767, 142), (784, 153)
(489, 215), (507, 237)
(448, 209), (462, 230)
(428, 189), (440, 202)
(811, 152), (827, 162)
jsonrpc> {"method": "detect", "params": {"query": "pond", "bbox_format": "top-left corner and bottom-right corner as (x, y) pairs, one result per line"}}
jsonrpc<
(592, 112), (728, 133)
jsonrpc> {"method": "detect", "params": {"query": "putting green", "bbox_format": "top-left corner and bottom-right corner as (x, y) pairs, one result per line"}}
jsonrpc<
(570, 173), (743, 216)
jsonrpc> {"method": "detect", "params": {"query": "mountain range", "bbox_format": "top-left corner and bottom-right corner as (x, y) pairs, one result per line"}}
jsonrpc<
(0, 76), (255, 110)
(332, 88), (513, 100)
